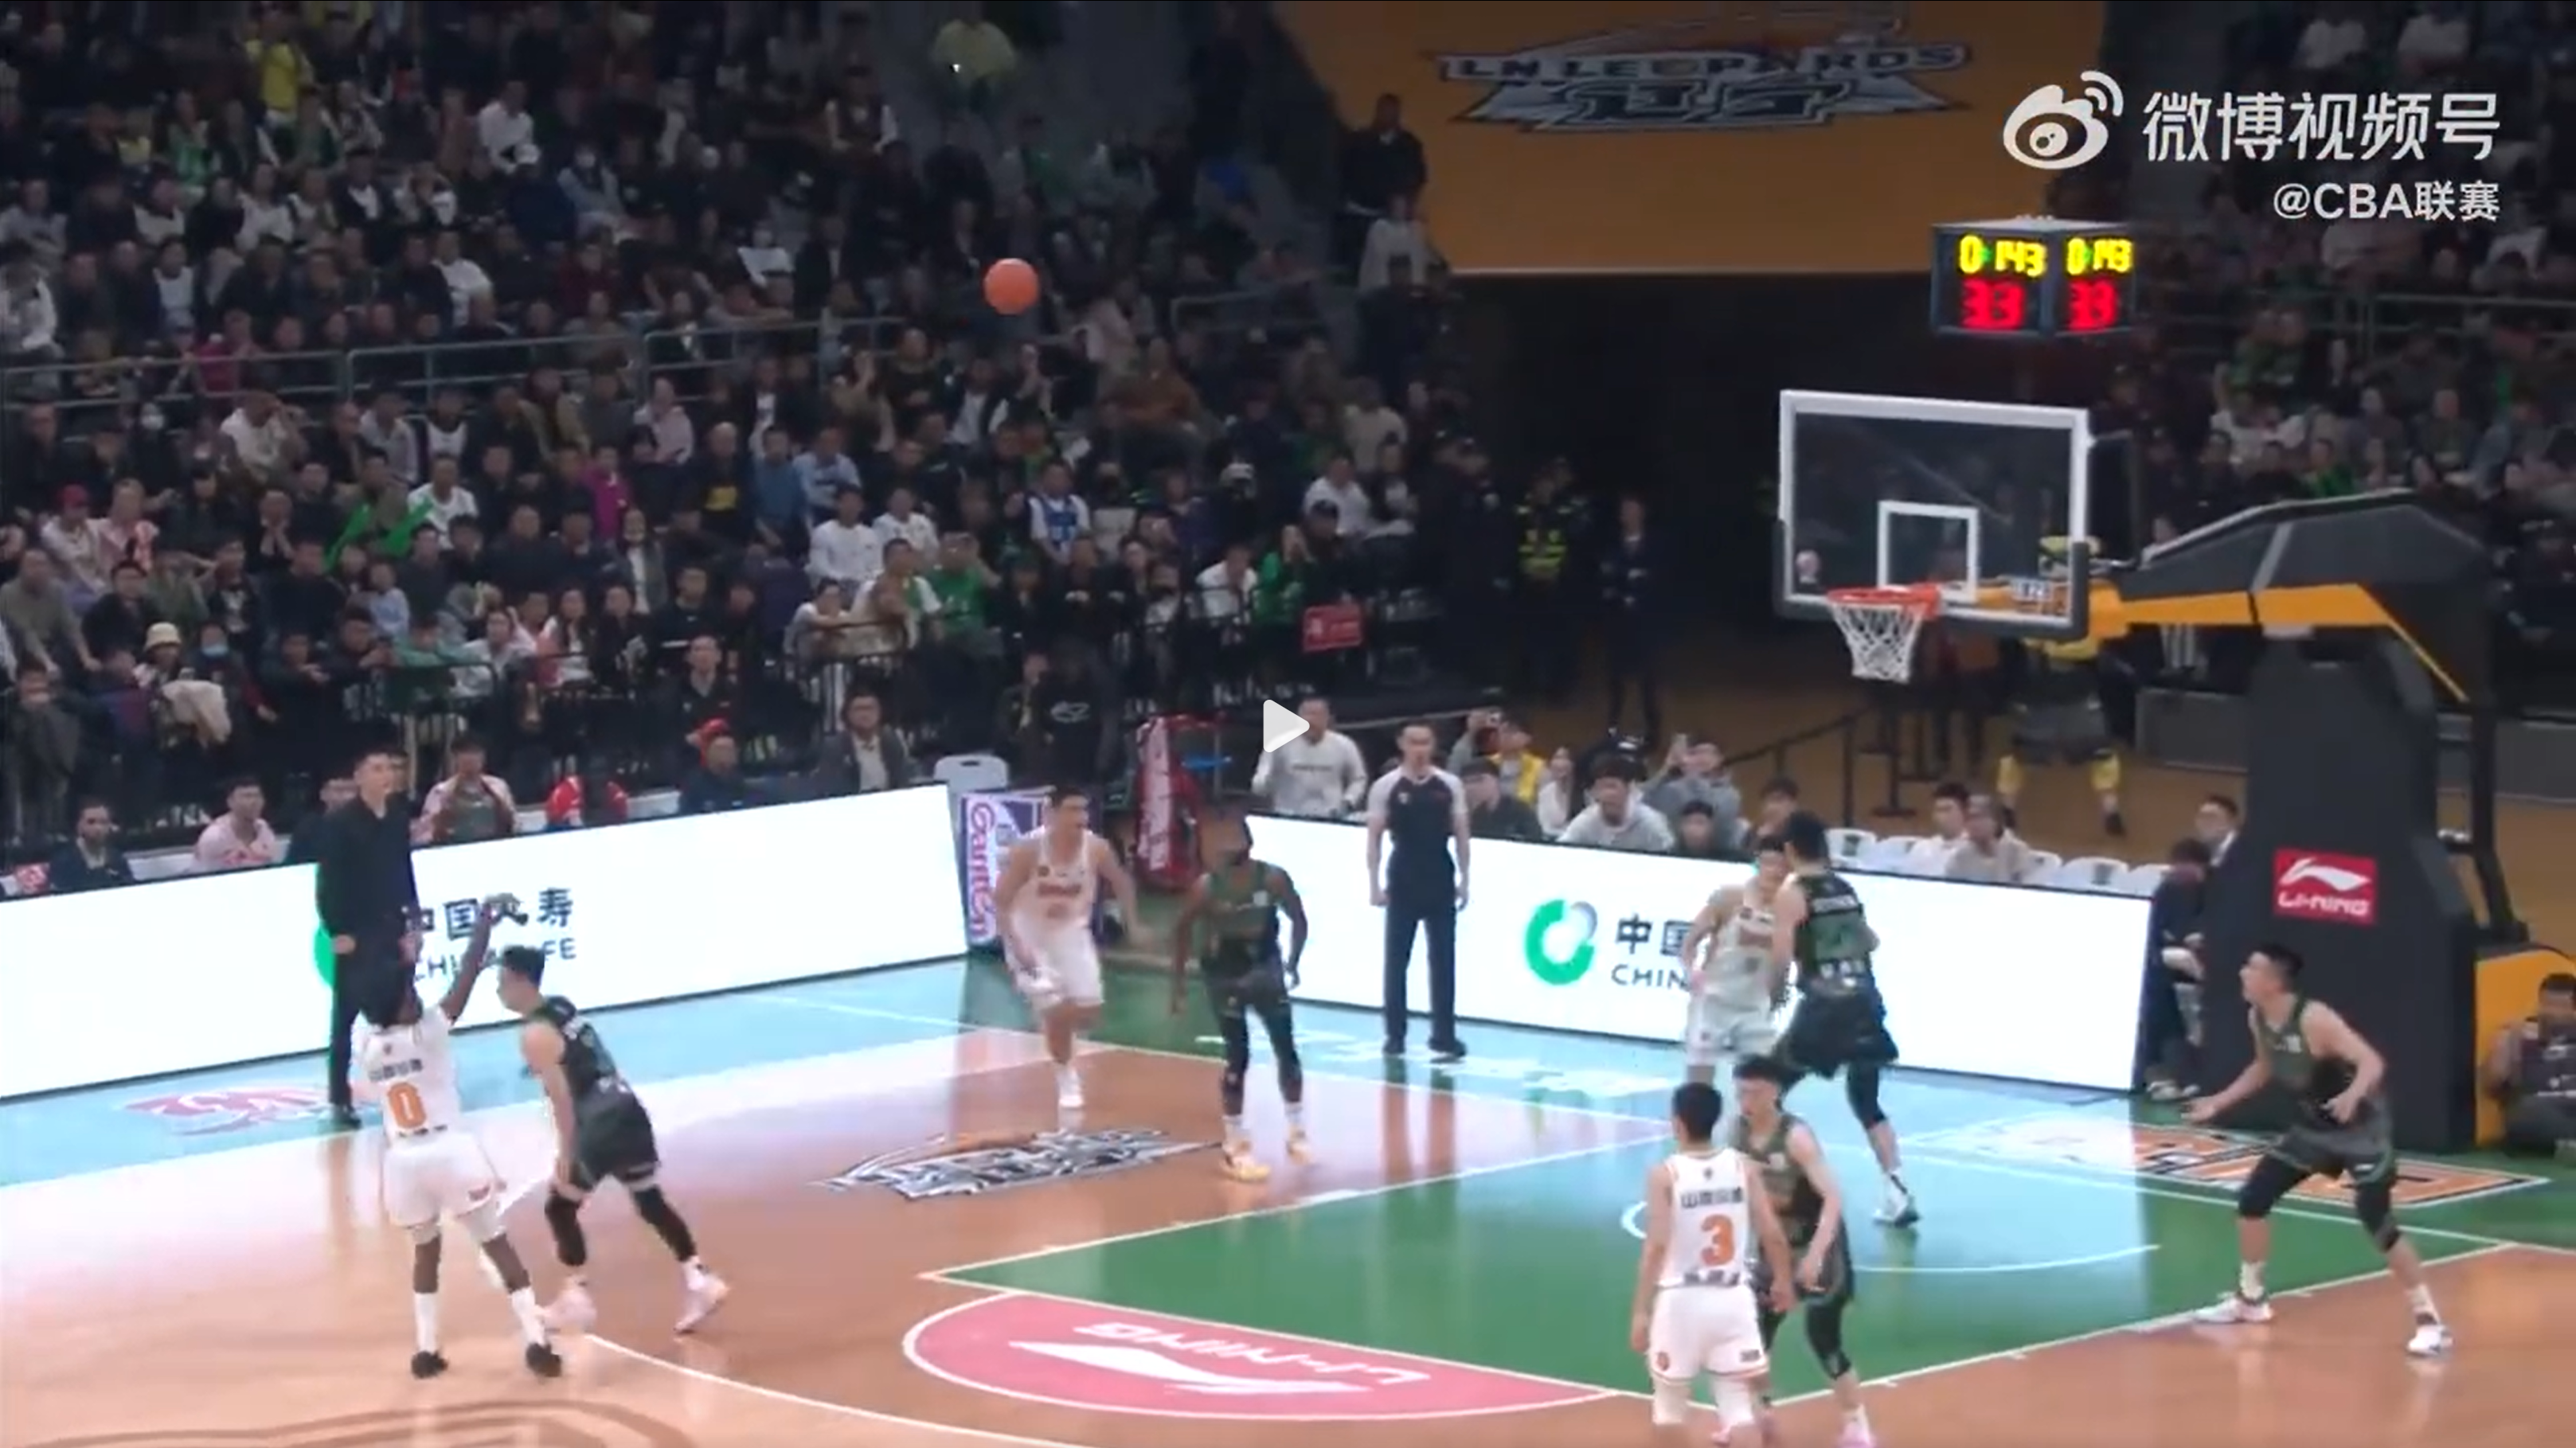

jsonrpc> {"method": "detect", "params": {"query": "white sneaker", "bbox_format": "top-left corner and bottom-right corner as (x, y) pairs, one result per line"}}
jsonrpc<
(675, 1273), (730, 1335)
(2195, 1292), (2274, 1324)
(1874, 1184), (1919, 1227)
(1055, 1074), (1085, 1111)
(2405, 1321), (2452, 1357)
(541, 1284), (596, 1333)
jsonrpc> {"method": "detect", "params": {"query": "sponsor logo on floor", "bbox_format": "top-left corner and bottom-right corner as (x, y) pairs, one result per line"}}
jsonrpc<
(903, 1294), (1604, 1419)
(1923, 1114), (2541, 1207)
(123, 1085), (333, 1135)
(819, 1127), (1214, 1200)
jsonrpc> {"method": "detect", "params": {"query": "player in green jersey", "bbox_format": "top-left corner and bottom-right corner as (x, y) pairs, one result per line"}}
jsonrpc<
(1730, 1055), (1873, 1448)
(1169, 813), (1311, 1182)
(1767, 810), (1916, 1227)
(2185, 943), (2450, 1356)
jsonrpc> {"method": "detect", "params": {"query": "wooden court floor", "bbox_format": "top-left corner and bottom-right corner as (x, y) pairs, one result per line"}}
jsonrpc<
(2, 967), (2567, 1448)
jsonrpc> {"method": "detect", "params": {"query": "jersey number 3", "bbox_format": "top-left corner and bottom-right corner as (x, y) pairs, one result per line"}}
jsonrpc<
(386, 1081), (428, 1133)
(1698, 1213), (1738, 1270)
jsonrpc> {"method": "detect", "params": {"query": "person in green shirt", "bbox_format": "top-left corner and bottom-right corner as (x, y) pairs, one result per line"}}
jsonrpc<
(928, 533), (1000, 657)
(1168, 810), (1311, 1183)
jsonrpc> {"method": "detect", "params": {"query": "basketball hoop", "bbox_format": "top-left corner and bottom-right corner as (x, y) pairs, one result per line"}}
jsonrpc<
(1824, 585), (1944, 683)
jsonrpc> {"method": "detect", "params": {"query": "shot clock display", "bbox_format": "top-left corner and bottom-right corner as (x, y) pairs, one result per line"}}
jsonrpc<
(1929, 220), (2138, 340)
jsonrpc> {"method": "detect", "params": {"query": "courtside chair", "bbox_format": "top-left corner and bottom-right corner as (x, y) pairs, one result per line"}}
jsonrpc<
(1860, 836), (1921, 871)
(2120, 862), (2170, 896)
(933, 753), (1014, 794)
(1825, 827), (1878, 864)
(2053, 856), (2135, 892)
(2020, 849), (2065, 884)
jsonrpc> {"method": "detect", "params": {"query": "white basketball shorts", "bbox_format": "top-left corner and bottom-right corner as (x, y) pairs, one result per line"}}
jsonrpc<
(1015, 927), (1104, 1011)
(381, 1133), (503, 1236)
(1684, 994), (1781, 1069)
(1646, 1285), (1769, 1425)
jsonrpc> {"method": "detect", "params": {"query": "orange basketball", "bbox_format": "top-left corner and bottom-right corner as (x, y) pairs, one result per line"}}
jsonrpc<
(983, 258), (1041, 315)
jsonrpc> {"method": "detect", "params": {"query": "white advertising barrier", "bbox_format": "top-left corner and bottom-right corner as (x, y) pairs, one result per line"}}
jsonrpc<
(0, 786), (967, 1099)
(1252, 817), (2151, 1091)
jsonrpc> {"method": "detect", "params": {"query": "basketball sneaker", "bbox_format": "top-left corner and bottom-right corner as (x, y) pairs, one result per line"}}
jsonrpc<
(2405, 1319), (2452, 1357)
(1220, 1140), (1271, 1183)
(541, 1283), (597, 1333)
(2194, 1292), (2274, 1324)
(675, 1272), (731, 1335)
(1055, 1067), (1085, 1112)
(524, 1341), (564, 1378)
(1873, 1178), (1919, 1227)
(408, 1349), (448, 1380)
(1836, 1415), (1875, 1447)
(1286, 1127), (1314, 1163)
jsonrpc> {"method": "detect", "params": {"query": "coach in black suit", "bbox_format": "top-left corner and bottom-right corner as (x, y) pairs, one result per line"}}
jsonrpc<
(310, 751), (420, 1129)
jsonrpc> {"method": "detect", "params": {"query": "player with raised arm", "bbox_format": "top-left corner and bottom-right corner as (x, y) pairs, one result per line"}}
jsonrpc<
(995, 786), (1146, 1113)
(1768, 810), (1917, 1227)
(348, 894), (560, 1380)
(1676, 836), (1790, 1091)
(2187, 943), (2450, 1356)
(1633, 1081), (1798, 1447)
(1730, 1054), (1874, 1448)
(1167, 809), (1313, 1181)
(497, 945), (729, 1337)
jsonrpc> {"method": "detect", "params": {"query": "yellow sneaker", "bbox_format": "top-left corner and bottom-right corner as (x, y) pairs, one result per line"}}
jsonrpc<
(1220, 1140), (1271, 1182)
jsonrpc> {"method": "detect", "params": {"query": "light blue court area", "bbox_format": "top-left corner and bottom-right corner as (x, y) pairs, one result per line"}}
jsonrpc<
(4, 956), (2566, 1263)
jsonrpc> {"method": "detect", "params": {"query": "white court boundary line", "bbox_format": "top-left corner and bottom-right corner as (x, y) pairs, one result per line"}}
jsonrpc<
(896, 1290), (1615, 1423)
(1611, 1201), (2160, 1276)
(756, 992), (2570, 1258)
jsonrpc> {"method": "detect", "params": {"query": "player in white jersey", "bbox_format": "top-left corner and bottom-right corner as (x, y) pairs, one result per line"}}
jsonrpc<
(1632, 1081), (1797, 1443)
(995, 786), (1147, 1111)
(349, 894), (561, 1380)
(1676, 837), (1790, 1087)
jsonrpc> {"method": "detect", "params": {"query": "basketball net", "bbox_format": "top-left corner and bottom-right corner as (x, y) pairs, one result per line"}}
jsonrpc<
(1824, 585), (1942, 683)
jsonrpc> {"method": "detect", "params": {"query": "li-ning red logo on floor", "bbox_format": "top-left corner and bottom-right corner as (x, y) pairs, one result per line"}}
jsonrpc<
(2272, 850), (2378, 925)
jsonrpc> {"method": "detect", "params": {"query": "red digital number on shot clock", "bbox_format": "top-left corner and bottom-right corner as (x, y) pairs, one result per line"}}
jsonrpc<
(2064, 277), (2125, 333)
(1956, 276), (2033, 333)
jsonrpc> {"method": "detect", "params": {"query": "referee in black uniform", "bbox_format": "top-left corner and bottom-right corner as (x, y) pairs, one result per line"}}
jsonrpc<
(1365, 721), (1472, 1062)
(311, 748), (422, 1129)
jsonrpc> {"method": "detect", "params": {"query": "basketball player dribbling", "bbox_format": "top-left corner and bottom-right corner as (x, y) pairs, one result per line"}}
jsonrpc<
(1678, 836), (1790, 1091)
(1167, 809), (1313, 1182)
(995, 786), (1146, 1113)
(2186, 944), (2451, 1356)
(1730, 1055), (1874, 1448)
(495, 946), (729, 1337)
(1769, 810), (1918, 1227)
(1632, 1082), (1797, 1446)
(348, 894), (561, 1380)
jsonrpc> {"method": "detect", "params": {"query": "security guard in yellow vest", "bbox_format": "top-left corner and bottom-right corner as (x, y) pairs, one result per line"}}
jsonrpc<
(1511, 460), (1585, 699)
(1996, 550), (2125, 837)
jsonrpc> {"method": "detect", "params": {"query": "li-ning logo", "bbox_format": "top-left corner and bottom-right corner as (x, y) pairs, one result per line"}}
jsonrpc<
(2272, 850), (2378, 925)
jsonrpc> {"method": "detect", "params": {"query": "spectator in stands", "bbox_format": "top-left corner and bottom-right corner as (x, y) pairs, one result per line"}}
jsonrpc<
(1335, 94), (1427, 271)
(2484, 973), (2576, 1161)
(1670, 801), (1730, 861)
(44, 799), (132, 894)
(418, 736), (518, 845)
(1252, 697), (1368, 818)
(1459, 757), (1544, 842)
(2194, 794), (2241, 865)
(1752, 778), (1800, 843)
(681, 733), (755, 816)
(1902, 783), (1972, 874)
(545, 765), (632, 833)
(283, 778), (358, 867)
(1533, 747), (1577, 837)
(931, 3), (1020, 119)
(1558, 759), (1674, 853)
(1644, 734), (1741, 849)
(809, 690), (920, 797)
(1944, 797), (2035, 884)
(1358, 193), (1432, 295)
(193, 778), (281, 873)
(1446, 708), (1544, 804)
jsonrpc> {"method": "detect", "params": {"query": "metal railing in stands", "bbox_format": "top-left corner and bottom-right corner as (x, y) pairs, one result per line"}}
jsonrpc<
(0, 283), (1339, 462)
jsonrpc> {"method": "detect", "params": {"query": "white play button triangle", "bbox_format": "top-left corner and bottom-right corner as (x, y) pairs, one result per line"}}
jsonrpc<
(1261, 700), (1305, 755)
